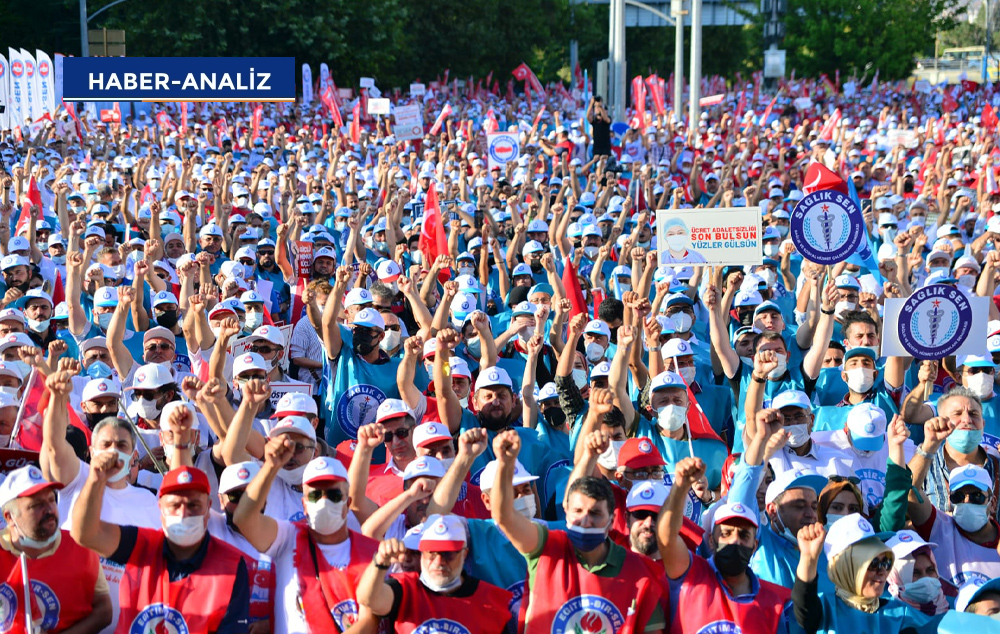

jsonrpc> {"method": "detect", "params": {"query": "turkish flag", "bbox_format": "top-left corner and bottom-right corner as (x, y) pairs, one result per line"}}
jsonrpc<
(350, 101), (361, 143)
(802, 162), (850, 197)
(984, 103), (999, 130)
(12, 369), (91, 451)
(562, 256), (588, 320)
(419, 187), (449, 281)
(15, 176), (43, 236)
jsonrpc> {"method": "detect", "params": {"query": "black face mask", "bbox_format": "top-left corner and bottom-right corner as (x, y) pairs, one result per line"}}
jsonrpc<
(84, 412), (114, 430)
(903, 181), (915, 193)
(156, 310), (179, 329)
(353, 331), (379, 357)
(542, 407), (567, 429)
(713, 543), (754, 577)
(739, 310), (754, 327)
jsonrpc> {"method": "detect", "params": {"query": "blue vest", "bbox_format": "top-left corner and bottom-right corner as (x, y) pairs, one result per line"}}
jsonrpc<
(634, 417), (729, 490)
(787, 592), (941, 634)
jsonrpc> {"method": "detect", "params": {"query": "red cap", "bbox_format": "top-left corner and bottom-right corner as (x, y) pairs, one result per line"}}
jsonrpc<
(158, 467), (210, 498)
(617, 438), (666, 470)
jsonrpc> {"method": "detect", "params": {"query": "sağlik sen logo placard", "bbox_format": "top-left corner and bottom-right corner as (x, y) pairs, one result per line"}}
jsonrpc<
(897, 284), (973, 360)
(790, 190), (865, 265)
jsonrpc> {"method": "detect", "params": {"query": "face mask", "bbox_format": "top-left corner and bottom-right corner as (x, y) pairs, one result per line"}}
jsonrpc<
(713, 543), (754, 577)
(162, 514), (206, 547)
(11, 518), (57, 550)
(597, 439), (626, 470)
(673, 312), (693, 333)
(882, 228), (898, 243)
(134, 397), (163, 421)
(353, 331), (379, 357)
(543, 407), (567, 428)
(585, 342), (605, 363)
(947, 428), (984, 454)
(86, 361), (114, 380)
(824, 513), (846, 530)
(306, 498), (347, 535)
(244, 312), (264, 331)
(572, 368), (589, 389)
(565, 521), (609, 552)
(834, 301), (856, 319)
(656, 404), (687, 431)
(513, 495), (537, 520)
(420, 569), (463, 593)
(276, 463), (308, 486)
(901, 576), (942, 605)
(666, 235), (687, 252)
(162, 443), (177, 463)
(845, 367), (876, 394)
(953, 502), (990, 532)
(967, 373), (994, 400)
(381, 329), (401, 352)
(786, 424), (811, 448)
(106, 450), (132, 483)
(458, 266), (475, 277)
(96, 312), (114, 331)
(110, 264), (125, 281)
(776, 225), (790, 238)
(0, 434), (9, 448)
(410, 250), (423, 265)
(929, 266), (949, 277)
(763, 243), (780, 258)
(156, 310), (179, 329)
(466, 336), (481, 358)
(768, 355), (787, 380)
(51, 255), (66, 265)
(636, 240), (651, 250)
(583, 246), (599, 260)
(758, 269), (777, 288)
(458, 396), (469, 408)
(678, 366), (696, 385)
(617, 282), (632, 294)
(520, 326), (535, 340)
(27, 318), (50, 334)
(958, 274), (977, 289)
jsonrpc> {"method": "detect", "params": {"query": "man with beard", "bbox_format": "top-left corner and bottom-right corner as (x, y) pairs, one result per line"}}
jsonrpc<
(253, 238), (291, 318)
(0, 465), (112, 634)
(657, 457), (791, 633)
(625, 480), (668, 561)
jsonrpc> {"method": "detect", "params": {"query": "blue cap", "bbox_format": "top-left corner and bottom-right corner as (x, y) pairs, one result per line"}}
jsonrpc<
(666, 292), (694, 307)
(843, 347), (877, 363)
(753, 301), (782, 317)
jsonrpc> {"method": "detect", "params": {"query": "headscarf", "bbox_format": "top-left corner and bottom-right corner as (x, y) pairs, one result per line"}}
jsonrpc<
(886, 545), (949, 616)
(828, 536), (893, 614)
(817, 478), (866, 525)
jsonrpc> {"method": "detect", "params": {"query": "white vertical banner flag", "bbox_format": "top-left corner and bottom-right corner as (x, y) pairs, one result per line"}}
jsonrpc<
(53, 53), (64, 106)
(301, 63), (313, 104)
(35, 50), (55, 116)
(319, 63), (331, 91)
(7, 48), (23, 127)
(0, 54), (9, 130)
(19, 49), (39, 122)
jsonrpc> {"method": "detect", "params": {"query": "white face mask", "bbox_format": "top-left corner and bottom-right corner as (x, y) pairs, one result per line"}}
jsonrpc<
(11, 517), (57, 550)
(678, 366), (696, 385)
(768, 355), (787, 380)
(958, 274), (977, 289)
(520, 325), (535, 340)
(834, 301), (857, 319)
(785, 424), (811, 448)
(0, 387), (18, 400)
(758, 269), (777, 288)
(0, 434), (10, 448)
(381, 329), (401, 352)
(305, 498), (347, 535)
(672, 312), (693, 333)
(763, 243), (780, 258)
(824, 513), (847, 530)
(583, 246), (599, 260)
(513, 495), (536, 520)
(106, 450), (132, 483)
(967, 372), (995, 400)
(420, 568), (463, 593)
(134, 397), (163, 421)
(666, 235), (687, 252)
(572, 368), (589, 389)
(276, 463), (308, 486)
(901, 576), (942, 605)
(845, 367), (876, 393)
(953, 502), (990, 532)
(656, 404), (687, 431)
(245, 312), (264, 330)
(585, 342), (605, 363)
(597, 439), (626, 470)
(162, 514), (206, 547)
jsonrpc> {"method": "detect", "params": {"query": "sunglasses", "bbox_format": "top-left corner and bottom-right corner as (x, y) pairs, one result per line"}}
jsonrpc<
(967, 367), (996, 375)
(422, 550), (461, 562)
(384, 427), (413, 443)
(132, 389), (162, 400)
(868, 557), (892, 573)
(224, 491), (244, 504)
(828, 475), (861, 486)
(629, 509), (657, 522)
(306, 488), (345, 504)
(250, 345), (278, 355)
(950, 490), (988, 505)
(144, 343), (174, 353)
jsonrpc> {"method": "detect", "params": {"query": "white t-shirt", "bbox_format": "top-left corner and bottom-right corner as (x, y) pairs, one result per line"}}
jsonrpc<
(57, 458), (161, 634)
(812, 429), (915, 509)
(928, 510), (1000, 586)
(267, 520), (352, 634)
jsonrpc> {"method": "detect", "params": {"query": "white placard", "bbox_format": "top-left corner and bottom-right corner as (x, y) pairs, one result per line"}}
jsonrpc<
(882, 293), (989, 359)
(394, 103), (424, 141)
(410, 83), (426, 97)
(793, 97), (813, 110)
(368, 98), (390, 115)
(268, 382), (313, 411)
(360, 77), (375, 89)
(487, 132), (520, 171)
(656, 207), (762, 267)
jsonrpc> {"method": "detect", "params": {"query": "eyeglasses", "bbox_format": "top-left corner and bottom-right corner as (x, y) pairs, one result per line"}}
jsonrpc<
(132, 389), (162, 400)
(828, 475), (862, 486)
(306, 488), (345, 504)
(950, 490), (988, 505)
(629, 509), (657, 522)
(627, 469), (665, 481)
(291, 442), (316, 456)
(868, 557), (892, 573)
(224, 491), (244, 504)
(422, 550), (461, 562)
(967, 367), (996, 375)
(384, 427), (413, 443)
(144, 343), (174, 353)
(250, 345), (278, 355)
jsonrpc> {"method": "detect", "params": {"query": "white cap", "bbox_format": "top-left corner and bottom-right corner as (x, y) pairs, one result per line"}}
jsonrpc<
(267, 415), (317, 442)
(233, 352), (269, 377)
(0, 465), (62, 510)
(376, 260), (402, 280)
(765, 468), (827, 505)
(661, 338), (695, 358)
(478, 458), (537, 491)
(0, 333), (36, 355)
(302, 457), (349, 486)
(345, 288), (373, 307)
(584, 319), (612, 338)
(82, 378), (122, 403)
(126, 363), (174, 391)
(248, 325), (285, 348)
(376, 398), (414, 424)
(273, 392), (318, 418)
(625, 481), (669, 512)
(219, 461), (261, 495)
(956, 578), (1000, 613)
(824, 513), (879, 560)
(412, 422), (452, 448)
(475, 366), (513, 391)
(650, 370), (686, 392)
(352, 308), (385, 330)
(771, 390), (811, 411)
(418, 513), (467, 552)
(846, 403), (887, 452)
(402, 456), (446, 481)
(884, 529), (937, 560)
(403, 524), (424, 550)
(713, 501), (760, 528)
(948, 464), (993, 493)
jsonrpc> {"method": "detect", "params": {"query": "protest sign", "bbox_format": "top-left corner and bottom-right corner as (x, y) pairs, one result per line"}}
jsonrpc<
(269, 382), (312, 411)
(368, 98), (390, 115)
(0, 449), (39, 474)
(487, 132), (520, 171)
(887, 129), (918, 149)
(359, 77), (375, 88)
(914, 80), (932, 94)
(655, 207), (762, 267)
(793, 97), (813, 110)
(295, 241), (313, 279)
(790, 190), (865, 265)
(410, 83), (426, 97)
(394, 103), (424, 141)
(229, 335), (253, 358)
(882, 286), (987, 360)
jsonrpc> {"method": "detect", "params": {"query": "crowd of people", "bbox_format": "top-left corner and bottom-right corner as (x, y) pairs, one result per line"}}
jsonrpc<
(0, 68), (1000, 634)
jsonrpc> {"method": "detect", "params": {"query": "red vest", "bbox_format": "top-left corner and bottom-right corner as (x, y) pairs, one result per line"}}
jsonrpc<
(116, 528), (244, 634)
(0, 531), (99, 634)
(675, 555), (790, 634)
(392, 572), (511, 634)
(519, 530), (665, 634)
(293, 525), (377, 633)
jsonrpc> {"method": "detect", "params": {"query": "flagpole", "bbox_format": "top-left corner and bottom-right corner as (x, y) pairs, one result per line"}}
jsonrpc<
(118, 399), (167, 475)
(9, 368), (36, 447)
(20, 553), (32, 634)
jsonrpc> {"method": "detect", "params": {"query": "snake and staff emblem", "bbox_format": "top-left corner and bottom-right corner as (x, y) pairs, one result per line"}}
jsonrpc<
(926, 299), (943, 345)
(818, 204), (834, 249)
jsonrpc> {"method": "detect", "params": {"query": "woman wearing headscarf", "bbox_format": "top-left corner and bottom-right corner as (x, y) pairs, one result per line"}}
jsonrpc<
(884, 530), (955, 615)
(792, 514), (943, 634)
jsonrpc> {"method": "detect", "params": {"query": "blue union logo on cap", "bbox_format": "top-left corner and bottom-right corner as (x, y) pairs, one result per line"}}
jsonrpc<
(858, 517), (872, 532)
